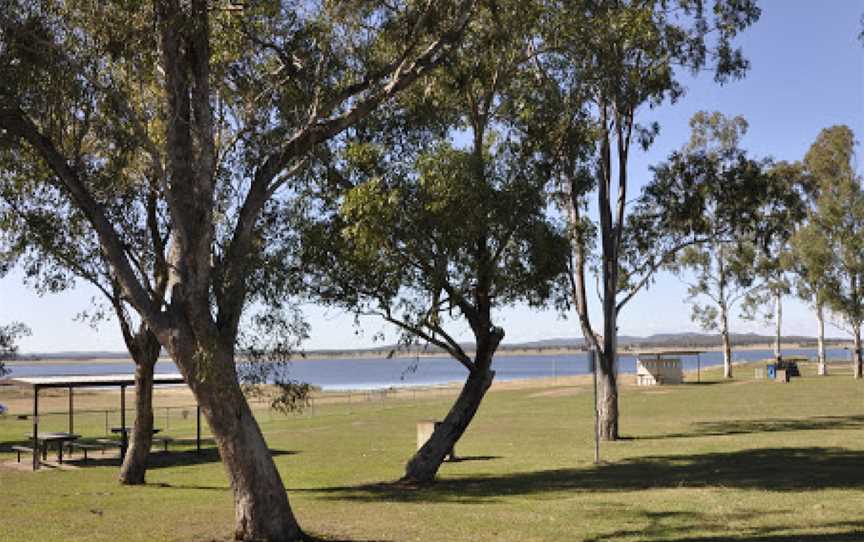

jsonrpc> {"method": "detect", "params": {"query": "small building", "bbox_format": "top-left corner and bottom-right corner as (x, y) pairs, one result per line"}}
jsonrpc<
(634, 351), (703, 386)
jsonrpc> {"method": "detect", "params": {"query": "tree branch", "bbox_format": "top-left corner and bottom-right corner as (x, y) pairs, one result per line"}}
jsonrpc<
(0, 102), (166, 330)
(381, 315), (475, 372)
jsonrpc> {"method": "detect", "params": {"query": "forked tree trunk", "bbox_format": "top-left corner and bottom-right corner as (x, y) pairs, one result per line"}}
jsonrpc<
(172, 344), (302, 542)
(119, 352), (157, 484)
(402, 366), (495, 483)
(816, 304), (827, 376)
(119, 327), (162, 485)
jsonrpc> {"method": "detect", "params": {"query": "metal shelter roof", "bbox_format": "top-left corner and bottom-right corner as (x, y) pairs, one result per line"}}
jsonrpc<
(10, 373), (185, 389)
(631, 350), (705, 357)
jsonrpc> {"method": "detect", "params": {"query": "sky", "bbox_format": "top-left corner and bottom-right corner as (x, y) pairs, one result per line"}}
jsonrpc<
(1, 0), (862, 354)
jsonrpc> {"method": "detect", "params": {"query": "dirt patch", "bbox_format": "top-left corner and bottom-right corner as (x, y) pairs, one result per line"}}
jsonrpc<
(0, 459), (80, 472)
(527, 387), (586, 398)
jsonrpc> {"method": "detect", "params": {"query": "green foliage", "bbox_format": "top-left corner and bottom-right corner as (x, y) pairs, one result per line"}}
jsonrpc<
(521, 1), (761, 361)
(238, 306), (313, 414)
(0, 322), (30, 376)
(303, 1), (568, 362)
(797, 126), (864, 335)
(663, 112), (769, 335)
(739, 161), (807, 325)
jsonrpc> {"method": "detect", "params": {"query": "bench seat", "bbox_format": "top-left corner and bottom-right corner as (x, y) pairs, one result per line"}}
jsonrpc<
(11, 445), (33, 462)
(152, 436), (175, 452)
(70, 442), (101, 461)
(95, 438), (121, 454)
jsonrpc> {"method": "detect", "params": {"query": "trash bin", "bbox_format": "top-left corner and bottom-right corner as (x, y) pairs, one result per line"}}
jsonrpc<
(766, 364), (777, 380)
(416, 420), (456, 461)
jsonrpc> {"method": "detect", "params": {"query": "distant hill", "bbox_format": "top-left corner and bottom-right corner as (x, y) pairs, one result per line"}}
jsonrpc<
(509, 332), (847, 351)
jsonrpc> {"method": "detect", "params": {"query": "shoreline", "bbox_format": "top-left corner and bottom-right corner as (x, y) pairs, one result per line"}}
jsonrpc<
(7, 340), (854, 366)
(0, 357), (852, 414)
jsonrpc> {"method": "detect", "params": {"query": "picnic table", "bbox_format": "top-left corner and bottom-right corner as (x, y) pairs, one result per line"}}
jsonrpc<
(26, 432), (80, 465)
(111, 427), (161, 459)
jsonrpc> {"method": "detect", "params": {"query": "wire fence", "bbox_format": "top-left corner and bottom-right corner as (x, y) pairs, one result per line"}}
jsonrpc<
(0, 383), (466, 447)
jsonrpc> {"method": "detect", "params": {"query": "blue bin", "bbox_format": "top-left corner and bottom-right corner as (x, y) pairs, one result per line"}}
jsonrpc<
(766, 364), (777, 380)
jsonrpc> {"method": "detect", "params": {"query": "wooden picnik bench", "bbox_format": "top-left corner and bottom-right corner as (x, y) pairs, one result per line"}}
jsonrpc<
(95, 438), (121, 454)
(11, 445), (33, 463)
(152, 436), (175, 452)
(69, 442), (101, 462)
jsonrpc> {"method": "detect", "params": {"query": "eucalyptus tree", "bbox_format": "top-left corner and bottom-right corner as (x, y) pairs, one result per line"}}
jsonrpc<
(670, 112), (767, 379)
(799, 126), (864, 378)
(529, 0), (760, 440)
(789, 220), (832, 374)
(303, 0), (568, 483)
(785, 128), (853, 375)
(0, 1), (476, 539)
(0, 178), (168, 485)
(741, 161), (806, 363)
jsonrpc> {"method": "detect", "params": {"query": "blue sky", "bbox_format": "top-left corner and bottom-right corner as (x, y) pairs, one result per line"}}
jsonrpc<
(1, 0), (862, 353)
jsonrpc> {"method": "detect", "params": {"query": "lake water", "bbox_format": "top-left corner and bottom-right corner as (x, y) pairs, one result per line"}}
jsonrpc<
(5, 348), (853, 391)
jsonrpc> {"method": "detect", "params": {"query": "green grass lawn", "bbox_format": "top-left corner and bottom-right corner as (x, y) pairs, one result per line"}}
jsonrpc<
(2, 362), (864, 541)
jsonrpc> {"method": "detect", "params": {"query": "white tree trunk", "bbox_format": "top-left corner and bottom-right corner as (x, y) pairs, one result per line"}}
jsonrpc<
(817, 304), (827, 375)
(774, 291), (783, 362)
(720, 303), (732, 379)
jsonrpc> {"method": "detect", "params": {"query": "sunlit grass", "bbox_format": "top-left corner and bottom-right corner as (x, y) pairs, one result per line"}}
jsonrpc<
(2, 361), (864, 541)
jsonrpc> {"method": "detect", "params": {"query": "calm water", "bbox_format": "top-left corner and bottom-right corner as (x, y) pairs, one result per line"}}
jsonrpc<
(5, 348), (853, 391)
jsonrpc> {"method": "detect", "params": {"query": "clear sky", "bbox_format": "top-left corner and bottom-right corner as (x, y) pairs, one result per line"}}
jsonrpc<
(1, 0), (862, 353)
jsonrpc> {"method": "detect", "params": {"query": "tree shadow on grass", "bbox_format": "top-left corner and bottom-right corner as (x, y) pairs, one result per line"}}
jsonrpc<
(304, 447), (864, 505)
(148, 481), (229, 491)
(304, 535), (390, 542)
(637, 415), (864, 441)
(48, 448), (297, 470)
(583, 509), (864, 542)
(644, 531), (864, 542)
(447, 455), (500, 463)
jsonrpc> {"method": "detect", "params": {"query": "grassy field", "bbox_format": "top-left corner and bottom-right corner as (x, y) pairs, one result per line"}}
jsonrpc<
(2, 361), (864, 541)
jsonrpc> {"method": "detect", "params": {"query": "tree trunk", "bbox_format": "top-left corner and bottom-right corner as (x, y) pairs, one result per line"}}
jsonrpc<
(774, 290), (783, 363)
(720, 303), (732, 379)
(817, 303), (827, 376)
(171, 343), (303, 542)
(118, 324), (162, 485)
(119, 353), (157, 484)
(596, 349), (619, 440)
(598, 273), (620, 441)
(403, 366), (495, 483)
(853, 325), (862, 380)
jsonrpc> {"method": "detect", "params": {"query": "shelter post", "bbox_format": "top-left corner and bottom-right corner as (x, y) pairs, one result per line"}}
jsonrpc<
(697, 353), (701, 383)
(32, 387), (39, 471)
(120, 384), (127, 459)
(68, 386), (74, 433)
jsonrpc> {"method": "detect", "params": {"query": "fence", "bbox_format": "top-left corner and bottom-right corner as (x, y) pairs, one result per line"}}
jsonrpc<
(0, 383), (465, 445)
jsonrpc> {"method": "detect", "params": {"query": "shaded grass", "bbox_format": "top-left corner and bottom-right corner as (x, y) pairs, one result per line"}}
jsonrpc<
(2, 363), (864, 541)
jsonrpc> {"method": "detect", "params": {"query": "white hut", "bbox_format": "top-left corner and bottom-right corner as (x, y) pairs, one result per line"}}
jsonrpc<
(633, 351), (702, 386)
